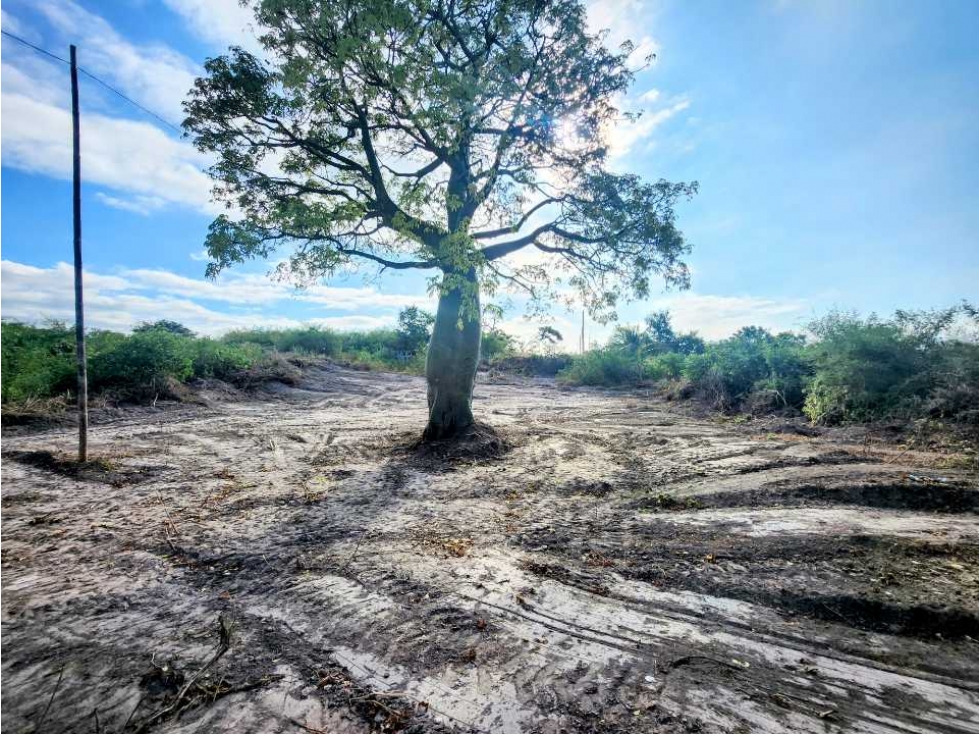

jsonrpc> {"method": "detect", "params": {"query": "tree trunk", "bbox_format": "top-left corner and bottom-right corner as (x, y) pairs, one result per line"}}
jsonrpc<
(424, 270), (481, 440)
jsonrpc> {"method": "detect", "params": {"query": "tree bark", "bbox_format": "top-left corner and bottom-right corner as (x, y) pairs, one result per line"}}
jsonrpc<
(424, 270), (481, 440)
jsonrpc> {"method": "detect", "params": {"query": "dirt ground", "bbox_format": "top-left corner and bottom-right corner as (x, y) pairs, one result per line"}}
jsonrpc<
(2, 365), (977, 734)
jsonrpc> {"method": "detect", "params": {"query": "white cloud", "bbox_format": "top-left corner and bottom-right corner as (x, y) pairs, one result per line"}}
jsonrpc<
(95, 192), (169, 215)
(586, 0), (660, 68)
(1, 3), (218, 215)
(607, 98), (691, 160)
(1, 260), (430, 336)
(644, 292), (810, 339)
(1, 9), (41, 42)
(498, 313), (581, 350)
(163, 0), (263, 53)
(1, 88), (215, 214)
(35, 0), (199, 122)
(639, 88), (662, 104)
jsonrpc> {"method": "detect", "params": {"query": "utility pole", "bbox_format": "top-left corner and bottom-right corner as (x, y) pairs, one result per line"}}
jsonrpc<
(70, 44), (89, 463)
(580, 309), (585, 354)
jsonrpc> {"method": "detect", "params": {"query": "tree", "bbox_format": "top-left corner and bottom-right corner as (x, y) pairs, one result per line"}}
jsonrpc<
(538, 326), (563, 345)
(184, 0), (697, 439)
(396, 306), (436, 355)
(643, 310), (704, 355)
(133, 320), (195, 337)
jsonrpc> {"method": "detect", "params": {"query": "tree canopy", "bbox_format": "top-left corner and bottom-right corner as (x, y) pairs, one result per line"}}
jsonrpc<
(184, 0), (697, 321)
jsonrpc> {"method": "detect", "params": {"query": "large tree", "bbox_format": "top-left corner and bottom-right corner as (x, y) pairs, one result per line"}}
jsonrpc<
(184, 0), (697, 439)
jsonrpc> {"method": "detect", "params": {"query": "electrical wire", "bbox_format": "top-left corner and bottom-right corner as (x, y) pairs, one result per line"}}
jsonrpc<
(1, 29), (184, 134)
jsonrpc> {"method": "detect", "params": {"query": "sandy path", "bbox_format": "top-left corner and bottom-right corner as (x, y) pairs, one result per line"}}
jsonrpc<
(2, 365), (977, 733)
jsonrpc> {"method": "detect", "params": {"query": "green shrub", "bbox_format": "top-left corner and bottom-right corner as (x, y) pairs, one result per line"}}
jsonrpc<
(481, 327), (516, 362)
(90, 330), (194, 393)
(490, 354), (574, 376)
(396, 307), (435, 356)
(558, 349), (641, 386)
(133, 319), (195, 336)
(802, 308), (977, 424)
(192, 339), (261, 379)
(680, 328), (810, 411)
(1, 322), (76, 402)
(924, 340), (979, 422)
(643, 352), (685, 381)
(276, 326), (343, 356)
(222, 328), (281, 350)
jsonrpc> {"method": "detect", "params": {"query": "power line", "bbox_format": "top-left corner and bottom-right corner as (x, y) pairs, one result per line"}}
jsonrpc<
(1, 29), (183, 134)
(0, 29), (68, 64)
(77, 68), (183, 134)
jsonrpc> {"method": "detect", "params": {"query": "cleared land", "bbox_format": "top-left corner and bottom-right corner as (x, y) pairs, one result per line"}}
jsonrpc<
(2, 366), (977, 733)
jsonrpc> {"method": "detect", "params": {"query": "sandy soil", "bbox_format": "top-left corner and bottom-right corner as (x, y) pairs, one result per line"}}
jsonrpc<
(2, 365), (977, 734)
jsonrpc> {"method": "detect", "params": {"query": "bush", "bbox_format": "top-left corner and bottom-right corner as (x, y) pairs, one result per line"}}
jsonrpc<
(558, 349), (641, 386)
(397, 307), (435, 356)
(681, 327), (810, 411)
(1, 322), (76, 402)
(643, 352), (685, 381)
(192, 339), (261, 380)
(222, 328), (281, 350)
(490, 354), (574, 377)
(134, 320), (195, 337)
(803, 308), (978, 424)
(275, 326), (343, 356)
(90, 330), (194, 394)
(481, 327), (516, 362)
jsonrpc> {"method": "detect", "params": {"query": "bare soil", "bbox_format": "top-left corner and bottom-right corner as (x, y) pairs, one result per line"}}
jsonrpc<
(2, 365), (977, 733)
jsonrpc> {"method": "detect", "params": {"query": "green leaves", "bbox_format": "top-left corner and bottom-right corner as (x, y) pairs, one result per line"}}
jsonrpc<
(184, 0), (696, 320)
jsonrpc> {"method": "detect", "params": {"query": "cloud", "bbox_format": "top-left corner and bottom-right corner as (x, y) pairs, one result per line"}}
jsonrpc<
(644, 292), (811, 339)
(1, 8), (42, 42)
(586, 0), (660, 68)
(1, 90), (216, 213)
(1, 260), (430, 336)
(607, 98), (691, 160)
(95, 192), (170, 215)
(0, 3), (218, 215)
(35, 0), (199, 122)
(163, 0), (263, 53)
(639, 88), (662, 104)
(498, 313), (581, 350)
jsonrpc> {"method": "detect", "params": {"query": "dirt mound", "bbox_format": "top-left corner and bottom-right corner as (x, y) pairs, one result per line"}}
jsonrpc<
(404, 421), (512, 466)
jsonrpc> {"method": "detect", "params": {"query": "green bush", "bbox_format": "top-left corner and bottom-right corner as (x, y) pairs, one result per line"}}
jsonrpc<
(396, 307), (435, 356)
(192, 339), (262, 380)
(490, 354), (574, 376)
(924, 340), (979, 422)
(680, 328), (810, 410)
(222, 328), (281, 350)
(90, 330), (195, 393)
(558, 349), (641, 386)
(276, 326), (343, 356)
(1, 322), (76, 402)
(643, 352), (685, 381)
(134, 319), (195, 336)
(802, 308), (977, 424)
(481, 327), (516, 362)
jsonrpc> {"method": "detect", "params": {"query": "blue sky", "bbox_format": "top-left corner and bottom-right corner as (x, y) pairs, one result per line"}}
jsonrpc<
(2, 0), (977, 343)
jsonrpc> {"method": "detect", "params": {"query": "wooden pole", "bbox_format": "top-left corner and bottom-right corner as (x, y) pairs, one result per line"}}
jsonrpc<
(70, 44), (88, 463)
